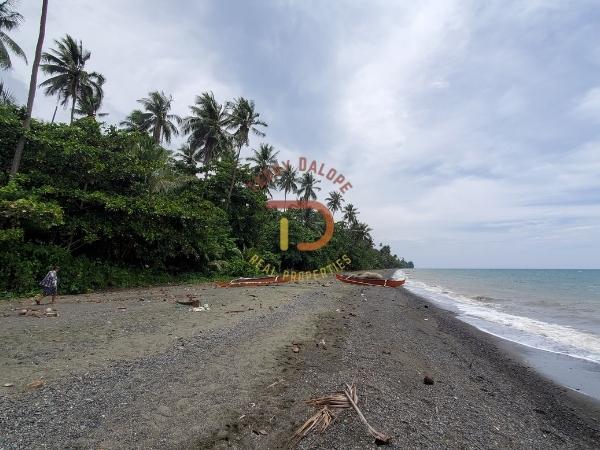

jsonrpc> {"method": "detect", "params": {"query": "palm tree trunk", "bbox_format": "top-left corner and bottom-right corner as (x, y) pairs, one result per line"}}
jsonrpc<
(70, 95), (76, 124)
(10, 0), (49, 177)
(225, 144), (243, 207)
(153, 124), (161, 144)
(51, 96), (59, 123)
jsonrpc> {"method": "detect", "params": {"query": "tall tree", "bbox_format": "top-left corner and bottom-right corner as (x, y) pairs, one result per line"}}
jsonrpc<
(297, 172), (321, 224)
(297, 172), (321, 201)
(74, 76), (106, 118)
(120, 109), (151, 133)
(247, 143), (278, 174)
(225, 97), (266, 204)
(0, 0), (27, 70)
(9, 0), (47, 177)
(181, 92), (230, 165)
(342, 203), (359, 225)
(325, 191), (344, 216)
(352, 222), (373, 244)
(278, 164), (299, 208)
(39, 34), (103, 123)
(176, 143), (201, 171)
(137, 90), (180, 144)
(247, 143), (278, 194)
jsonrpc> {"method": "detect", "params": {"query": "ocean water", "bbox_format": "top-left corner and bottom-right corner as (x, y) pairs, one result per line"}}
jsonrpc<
(395, 269), (600, 365)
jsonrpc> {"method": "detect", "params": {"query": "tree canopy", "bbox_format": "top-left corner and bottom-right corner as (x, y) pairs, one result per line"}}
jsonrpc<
(0, 0), (27, 70)
(0, 13), (414, 297)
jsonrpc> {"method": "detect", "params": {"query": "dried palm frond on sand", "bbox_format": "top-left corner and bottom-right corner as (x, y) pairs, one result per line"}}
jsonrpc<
(288, 383), (391, 448)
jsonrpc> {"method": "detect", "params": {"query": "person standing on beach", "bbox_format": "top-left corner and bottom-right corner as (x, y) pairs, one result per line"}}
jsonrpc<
(36, 266), (59, 305)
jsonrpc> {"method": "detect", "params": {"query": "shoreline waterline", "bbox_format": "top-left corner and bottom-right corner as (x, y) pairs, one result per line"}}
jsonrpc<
(399, 268), (600, 400)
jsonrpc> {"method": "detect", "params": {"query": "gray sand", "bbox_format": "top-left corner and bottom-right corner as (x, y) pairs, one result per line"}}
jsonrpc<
(1, 277), (599, 449)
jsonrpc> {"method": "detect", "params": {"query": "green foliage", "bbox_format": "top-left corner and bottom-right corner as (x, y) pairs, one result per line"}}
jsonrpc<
(136, 91), (181, 144)
(39, 34), (104, 123)
(0, 99), (413, 298)
(0, 107), (238, 296)
(0, 81), (16, 105)
(0, 0), (28, 70)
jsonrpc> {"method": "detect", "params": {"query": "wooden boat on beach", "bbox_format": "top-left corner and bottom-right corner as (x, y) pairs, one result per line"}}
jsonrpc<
(335, 273), (405, 288)
(215, 275), (291, 288)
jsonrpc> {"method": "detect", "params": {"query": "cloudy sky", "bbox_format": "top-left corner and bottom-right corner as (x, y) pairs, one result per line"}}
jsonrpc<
(4, 0), (600, 268)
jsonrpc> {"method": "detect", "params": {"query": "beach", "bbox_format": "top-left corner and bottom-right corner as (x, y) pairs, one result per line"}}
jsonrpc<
(1, 274), (599, 449)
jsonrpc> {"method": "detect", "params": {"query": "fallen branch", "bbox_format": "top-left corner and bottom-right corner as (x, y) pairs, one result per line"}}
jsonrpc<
(267, 378), (285, 389)
(343, 383), (391, 444)
(289, 407), (335, 448)
(288, 383), (390, 447)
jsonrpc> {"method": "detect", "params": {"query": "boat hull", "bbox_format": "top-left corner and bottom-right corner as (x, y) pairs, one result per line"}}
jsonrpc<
(335, 273), (405, 288)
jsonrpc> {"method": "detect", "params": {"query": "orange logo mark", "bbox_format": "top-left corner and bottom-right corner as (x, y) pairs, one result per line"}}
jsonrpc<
(266, 200), (334, 251)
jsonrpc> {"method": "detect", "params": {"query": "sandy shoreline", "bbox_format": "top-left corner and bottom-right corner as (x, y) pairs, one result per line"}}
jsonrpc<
(1, 275), (599, 448)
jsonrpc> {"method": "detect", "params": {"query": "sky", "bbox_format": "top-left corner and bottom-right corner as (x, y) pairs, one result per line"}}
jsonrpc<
(3, 0), (600, 268)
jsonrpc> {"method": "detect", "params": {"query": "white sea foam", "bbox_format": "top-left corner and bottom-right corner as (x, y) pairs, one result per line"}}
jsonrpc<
(404, 279), (600, 364)
(391, 269), (406, 280)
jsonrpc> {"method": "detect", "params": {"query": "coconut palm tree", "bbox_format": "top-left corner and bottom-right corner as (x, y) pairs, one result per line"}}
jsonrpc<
(352, 222), (373, 244)
(0, 0), (27, 70)
(278, 164), (299, 208)
(225, 97), (267, 203)
(343, 204), (359, 225)
(0, 80), (15, 104)
(181, 92), (230, 165)
(39, 34), (104, 123)
(247, 143), (278, 174)
(137, 90), (180, 144)
(297, 172), (321, 201)
(325, 191), (345, 216)
(247, 143), (279, 194)
(176, 143), (201, 171)
(10, 0), (47, 177)
(120, 109), (151, 133)
(75, 77), (107, 119)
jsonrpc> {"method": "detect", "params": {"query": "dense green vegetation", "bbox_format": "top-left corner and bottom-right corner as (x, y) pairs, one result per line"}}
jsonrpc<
(0, 2), (413, 297)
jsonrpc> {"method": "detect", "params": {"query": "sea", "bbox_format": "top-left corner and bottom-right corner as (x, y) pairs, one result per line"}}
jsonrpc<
(394, 269), (600, 398)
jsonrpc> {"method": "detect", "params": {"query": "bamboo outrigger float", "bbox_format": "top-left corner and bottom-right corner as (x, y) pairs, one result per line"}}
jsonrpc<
(215, 275), (291, 288)
(335, 273), (405, 288)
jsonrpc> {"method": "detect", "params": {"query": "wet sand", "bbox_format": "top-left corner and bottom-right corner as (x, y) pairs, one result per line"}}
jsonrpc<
(1, 275), (599, 449)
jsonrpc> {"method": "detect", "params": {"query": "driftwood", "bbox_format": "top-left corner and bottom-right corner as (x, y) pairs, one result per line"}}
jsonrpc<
(177, 299), (200, 307)
(288, 384), (390, 447)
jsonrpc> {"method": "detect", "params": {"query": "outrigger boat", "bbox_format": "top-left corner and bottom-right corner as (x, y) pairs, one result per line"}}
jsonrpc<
(215, 275), (291, 288)
(335, 273), (405, 288)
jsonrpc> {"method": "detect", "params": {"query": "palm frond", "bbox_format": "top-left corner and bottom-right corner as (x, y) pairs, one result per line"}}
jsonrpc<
(0, 0), (26, 69)
(0, 80), (15, 104)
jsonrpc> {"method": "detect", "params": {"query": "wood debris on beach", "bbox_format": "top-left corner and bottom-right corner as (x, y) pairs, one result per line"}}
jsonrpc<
(17, 307), (59, 318)
(288, 383), (391, 448)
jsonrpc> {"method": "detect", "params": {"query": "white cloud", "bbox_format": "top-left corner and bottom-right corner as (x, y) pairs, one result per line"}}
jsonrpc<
(8, 1), (238, 128)
(574, 87), (600, 123)
(4, 0), (599, 267)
